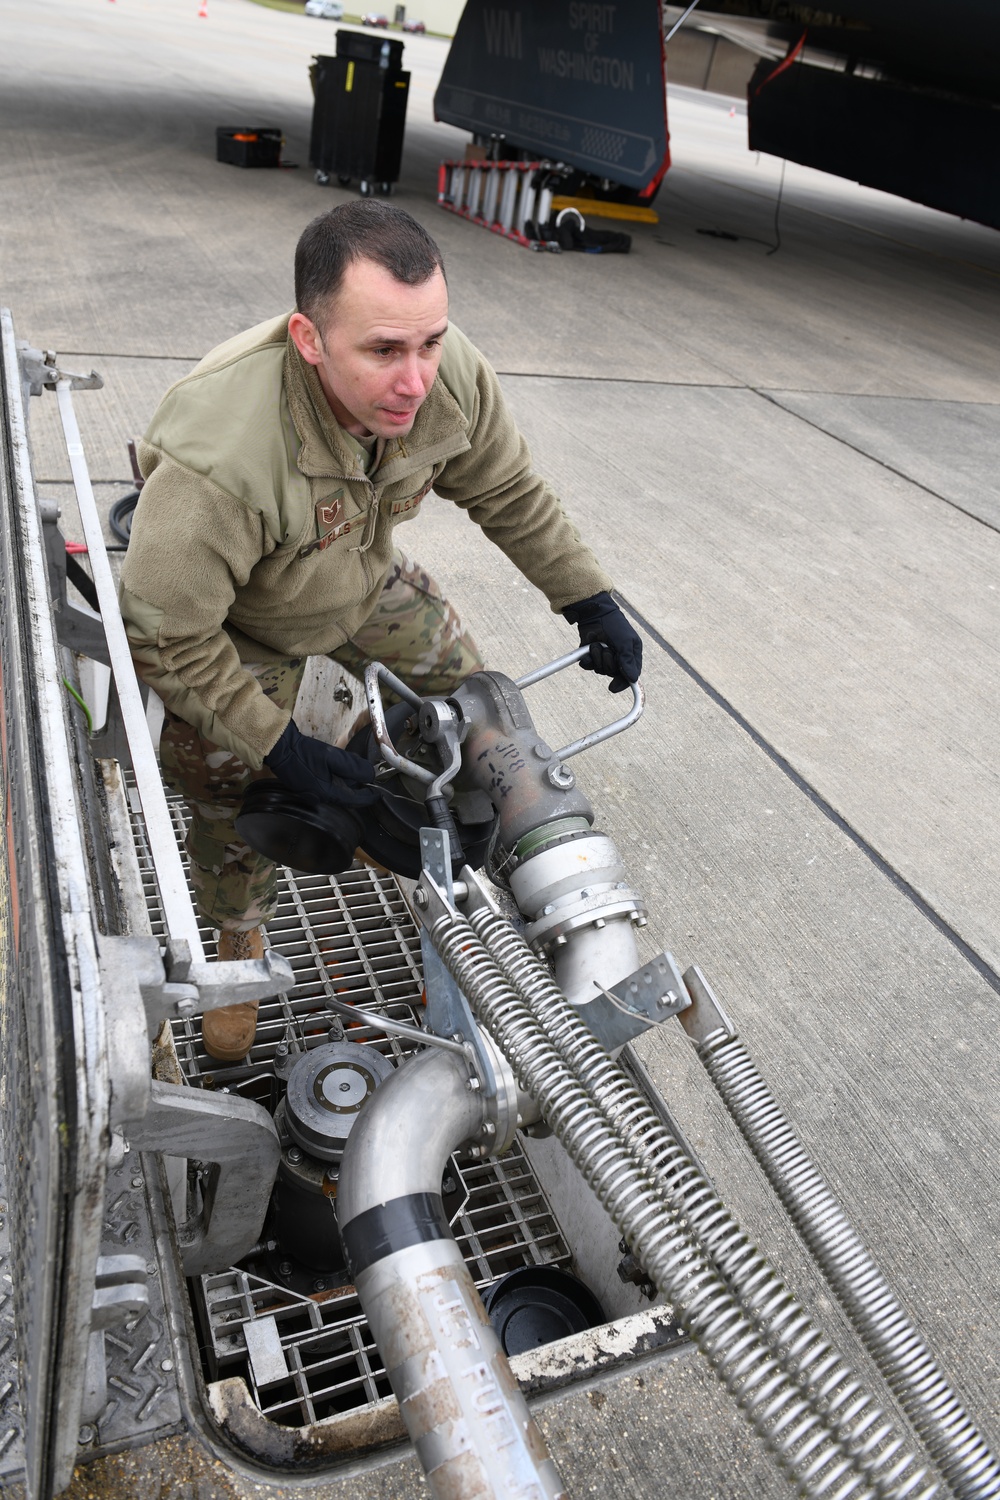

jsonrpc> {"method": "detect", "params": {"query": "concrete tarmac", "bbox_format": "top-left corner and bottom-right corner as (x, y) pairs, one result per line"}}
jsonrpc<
(2, 0), (998, 1495)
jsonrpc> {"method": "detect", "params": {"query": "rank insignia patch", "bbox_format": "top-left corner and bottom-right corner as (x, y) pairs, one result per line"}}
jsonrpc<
(316, 495), (344, 533)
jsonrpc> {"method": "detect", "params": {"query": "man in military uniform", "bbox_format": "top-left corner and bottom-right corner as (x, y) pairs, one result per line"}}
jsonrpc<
(121, 200), (641, 1061)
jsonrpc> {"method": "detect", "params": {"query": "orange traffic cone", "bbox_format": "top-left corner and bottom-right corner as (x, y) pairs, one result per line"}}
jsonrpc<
(198, 0), (208, 15)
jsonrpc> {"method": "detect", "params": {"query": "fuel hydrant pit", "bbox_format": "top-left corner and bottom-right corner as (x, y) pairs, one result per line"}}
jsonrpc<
(139, 650), (686, 1486)
(125, 657), (692, 1489)
(154, 851), (682, 1452)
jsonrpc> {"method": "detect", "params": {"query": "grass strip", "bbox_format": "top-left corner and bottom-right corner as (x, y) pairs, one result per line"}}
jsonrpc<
(240, 0), (450, 36)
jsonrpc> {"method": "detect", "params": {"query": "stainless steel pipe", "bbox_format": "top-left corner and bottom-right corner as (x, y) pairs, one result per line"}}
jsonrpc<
(337, 1046), (565, 1500)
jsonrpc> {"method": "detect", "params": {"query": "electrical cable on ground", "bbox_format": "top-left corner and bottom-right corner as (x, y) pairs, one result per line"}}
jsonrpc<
(768, 158), (787, 255)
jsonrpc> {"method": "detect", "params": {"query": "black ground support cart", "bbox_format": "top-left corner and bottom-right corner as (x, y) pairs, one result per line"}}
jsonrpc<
(310, 32), (410, 196)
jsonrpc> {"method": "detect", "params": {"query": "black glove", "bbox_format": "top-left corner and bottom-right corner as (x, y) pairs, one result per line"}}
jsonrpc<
(264, 720), (380, 808)
(562, 592), (643, 694)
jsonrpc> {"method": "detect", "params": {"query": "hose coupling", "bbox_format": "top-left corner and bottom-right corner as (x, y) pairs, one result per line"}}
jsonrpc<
(509, 830), (647, 954)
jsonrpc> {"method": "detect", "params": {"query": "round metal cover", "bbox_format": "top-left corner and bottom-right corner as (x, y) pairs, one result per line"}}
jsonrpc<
(285, 1042), (394, 1161)
(482, 1267), (605, 1355)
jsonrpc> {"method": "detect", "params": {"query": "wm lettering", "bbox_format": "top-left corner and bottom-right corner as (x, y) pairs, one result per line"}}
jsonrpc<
(483, 7), (523, 59)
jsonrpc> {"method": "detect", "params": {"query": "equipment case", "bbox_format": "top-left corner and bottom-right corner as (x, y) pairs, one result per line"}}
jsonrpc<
(310, 42), (410, 193)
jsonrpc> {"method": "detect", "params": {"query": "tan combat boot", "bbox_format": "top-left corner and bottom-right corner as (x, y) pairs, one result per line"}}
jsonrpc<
(202, 927), (264, 1062)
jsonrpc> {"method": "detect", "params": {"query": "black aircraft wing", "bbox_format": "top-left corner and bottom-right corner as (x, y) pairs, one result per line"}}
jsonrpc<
(433, 0), (1000, 229)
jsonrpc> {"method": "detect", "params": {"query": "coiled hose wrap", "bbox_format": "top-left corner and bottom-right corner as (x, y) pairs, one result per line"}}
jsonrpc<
(428, 895), (938, 1500)
(464, 904), (938, 1495)
(691, 1018), (1000, 1500)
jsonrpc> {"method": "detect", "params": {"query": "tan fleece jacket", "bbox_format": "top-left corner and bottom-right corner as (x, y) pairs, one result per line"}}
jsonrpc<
(119, 314), (613, 767)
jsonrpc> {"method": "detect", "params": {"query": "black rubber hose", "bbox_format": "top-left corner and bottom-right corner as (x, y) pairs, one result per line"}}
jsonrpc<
(109, 489), (140, 545)
(424, 794), (465, 868)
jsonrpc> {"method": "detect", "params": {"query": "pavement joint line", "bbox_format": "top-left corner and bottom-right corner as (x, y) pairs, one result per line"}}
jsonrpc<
(498, 372), (1000, 406)
(617, 592), (1000, 1000)
(497, 372), (746, 389)
(751, 388), (1000, 537)
(756, 390), (1000, 407)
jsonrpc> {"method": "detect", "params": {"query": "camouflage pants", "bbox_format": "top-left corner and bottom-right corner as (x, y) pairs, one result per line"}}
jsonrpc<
(159, 549), (483, 931)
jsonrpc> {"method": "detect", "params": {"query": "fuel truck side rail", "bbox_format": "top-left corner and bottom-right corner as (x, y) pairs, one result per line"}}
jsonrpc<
(1, 308), (115, 1498)
(0, 318), (295, 1495)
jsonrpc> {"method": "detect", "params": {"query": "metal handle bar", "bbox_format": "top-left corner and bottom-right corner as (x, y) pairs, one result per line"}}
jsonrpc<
(364, 663), (465, 802)
(515, 646), (645, 764)
(365, 648), (644, 787)
(324, 996), (472, 1058)
(429, 737), (463, 801)
(514, 644), (592, 688)
(54, 375), (205, 959)
(364, 662), (436, 784)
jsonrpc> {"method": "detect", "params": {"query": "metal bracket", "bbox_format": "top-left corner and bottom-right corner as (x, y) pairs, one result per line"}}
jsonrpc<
(161, 936), (295, 1011)
(17, 342), (103, 397)
(678, 964), (737, 1046)
(53, 596), (110, 662)
(459, 874), (685, 1052)
(127, 1081), (280, 1276)
(97, 930), (283, 1274)
(574, 952), (691, 1052)
(101, 932), (295, 1032)
(417, 827), (498, 1100)
(37, 497), (112, 662)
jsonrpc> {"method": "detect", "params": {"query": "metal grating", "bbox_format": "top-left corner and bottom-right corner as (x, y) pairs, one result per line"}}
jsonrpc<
(198, 1134), (565, 1428)
(131, 791), (428, 1089)
(131, 790), (571, 1431)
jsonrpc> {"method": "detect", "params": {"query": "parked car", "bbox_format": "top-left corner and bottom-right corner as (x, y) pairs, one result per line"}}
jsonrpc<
(401, 18), (426, 31)
(361, 12), (389, 25)
(304, 0), (345, 16)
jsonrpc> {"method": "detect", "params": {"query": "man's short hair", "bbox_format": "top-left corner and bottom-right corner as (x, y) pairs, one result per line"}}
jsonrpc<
(295, 201), (446, 327)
